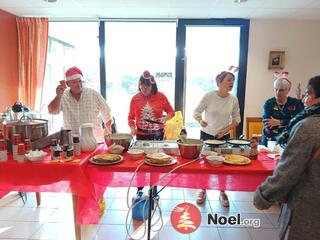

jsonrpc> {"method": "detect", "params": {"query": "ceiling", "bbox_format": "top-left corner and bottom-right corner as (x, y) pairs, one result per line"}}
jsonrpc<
(1, 0), (320, 20)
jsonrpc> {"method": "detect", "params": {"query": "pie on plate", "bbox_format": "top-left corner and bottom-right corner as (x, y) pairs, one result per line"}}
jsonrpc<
(228, 139), (251, 145)
(90, 153), (124, 165)
(223, 154), (251, 165)
(204, 139), (226, 145)
(144, 152), (178, 166)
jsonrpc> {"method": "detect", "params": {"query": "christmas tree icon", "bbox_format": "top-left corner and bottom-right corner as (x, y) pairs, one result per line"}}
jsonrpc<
(140, 103), (156, 128)
(177, 207), (196, 230)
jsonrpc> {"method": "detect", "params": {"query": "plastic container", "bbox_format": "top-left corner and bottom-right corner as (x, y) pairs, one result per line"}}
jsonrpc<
(132, 191), (150, 221)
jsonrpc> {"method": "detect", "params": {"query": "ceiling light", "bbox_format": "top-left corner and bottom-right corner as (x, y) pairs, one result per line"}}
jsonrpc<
(44, 0), (57, 3)
(235, 0), (248, 3)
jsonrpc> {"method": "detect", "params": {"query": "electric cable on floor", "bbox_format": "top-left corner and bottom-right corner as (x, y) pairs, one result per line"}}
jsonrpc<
(125, 157), (199, 240)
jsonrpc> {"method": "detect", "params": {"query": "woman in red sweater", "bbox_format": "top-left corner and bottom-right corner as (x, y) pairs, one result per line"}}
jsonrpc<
(128, 70), (175, 140)
(128, 70), (175, 195)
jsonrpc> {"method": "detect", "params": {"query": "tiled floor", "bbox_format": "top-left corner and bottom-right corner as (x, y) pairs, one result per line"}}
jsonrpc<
(0, 188), (280, 240)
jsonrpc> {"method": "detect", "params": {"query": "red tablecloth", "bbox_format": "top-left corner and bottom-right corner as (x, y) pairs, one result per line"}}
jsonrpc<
(0, 143), (275, 224)
(86, 144), (275, 191)
(0, 146), (105, 224)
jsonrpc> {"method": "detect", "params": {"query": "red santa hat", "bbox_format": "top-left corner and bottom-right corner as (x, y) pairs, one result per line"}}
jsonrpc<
(65, 66), (83, 81)
(139, 70), (156, 84)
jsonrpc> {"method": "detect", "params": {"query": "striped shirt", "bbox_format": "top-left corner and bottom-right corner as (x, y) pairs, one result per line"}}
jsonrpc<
(54, 87), (111, 141)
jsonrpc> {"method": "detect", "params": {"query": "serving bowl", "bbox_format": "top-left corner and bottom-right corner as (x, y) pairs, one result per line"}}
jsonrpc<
(177, 138), (203, 159)
(201, 150), (218, 157)
(127, 149), (145, 160)
(206, 155), (224, 167)
(25, 150), (47, 162)
(104, 133), (133, 151)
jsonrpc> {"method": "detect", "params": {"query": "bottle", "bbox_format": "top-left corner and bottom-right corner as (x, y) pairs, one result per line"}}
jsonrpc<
(63, 144), (69, 155)
(12, 134), (21, 160)
(52, 149), (61, 161)
(0, 139), (7, 162)
(50, 139), (57, 152)
(73, 135), (81, 156)
(66, 148), (73, 160)
(249, 136), (258, 160)
(16, 143), (26, 163)
(132, 191), (150, 221)
(24, 138), (32, 154)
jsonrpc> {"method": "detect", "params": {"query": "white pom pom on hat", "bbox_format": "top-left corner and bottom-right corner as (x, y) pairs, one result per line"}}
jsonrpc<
(65, 66), (83, 81)
(273, 71), (291, 90)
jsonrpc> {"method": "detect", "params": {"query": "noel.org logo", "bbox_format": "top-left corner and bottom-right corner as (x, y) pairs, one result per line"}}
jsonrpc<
(170, 202), (201, 234)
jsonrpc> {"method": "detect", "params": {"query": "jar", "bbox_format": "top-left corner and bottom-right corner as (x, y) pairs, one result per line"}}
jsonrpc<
(12, 133), (21, 160)
(249, 137), (258, 160)
(66, 148), (73, 159)
(80, 123), (97, 152)
(73, 135), (81, 156)
(17, 143), (26, 163)
(24, 138), (32, 154)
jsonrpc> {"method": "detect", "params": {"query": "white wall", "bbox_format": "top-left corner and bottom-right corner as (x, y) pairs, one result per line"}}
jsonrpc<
(244, 19), (320, 122)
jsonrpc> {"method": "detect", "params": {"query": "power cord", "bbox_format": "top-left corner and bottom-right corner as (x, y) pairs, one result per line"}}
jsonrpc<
(125, 158), (199, 240)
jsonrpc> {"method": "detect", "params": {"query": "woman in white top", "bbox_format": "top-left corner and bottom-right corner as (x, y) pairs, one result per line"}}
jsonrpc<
(193, 71), (241, 206)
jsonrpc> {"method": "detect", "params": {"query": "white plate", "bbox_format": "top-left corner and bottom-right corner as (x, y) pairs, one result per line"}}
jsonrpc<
(89, 155), (124, 165)
(204, 140), (226, 145)
(228, 139), (251, 145)
(144, 157), (177, 167)
(267, 153), (280, 159)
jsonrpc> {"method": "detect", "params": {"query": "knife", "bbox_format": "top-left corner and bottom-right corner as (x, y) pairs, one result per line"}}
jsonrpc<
(143, 118), (163, 124)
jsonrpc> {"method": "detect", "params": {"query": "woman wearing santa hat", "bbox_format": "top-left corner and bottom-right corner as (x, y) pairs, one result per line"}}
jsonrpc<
(48, 66), (113, 141)
(128, 70), (175, 140)
(261, 72), (304, 146)
(128, 70), (175, 196)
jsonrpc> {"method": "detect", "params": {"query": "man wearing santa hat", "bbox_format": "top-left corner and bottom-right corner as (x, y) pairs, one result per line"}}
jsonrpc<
(48, 66), (113, 141)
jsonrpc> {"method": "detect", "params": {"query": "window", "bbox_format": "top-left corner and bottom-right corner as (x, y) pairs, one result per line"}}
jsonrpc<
(41, 22), (100, 132)
(184, 26), (241, 138)
(104, 21), (176, 133)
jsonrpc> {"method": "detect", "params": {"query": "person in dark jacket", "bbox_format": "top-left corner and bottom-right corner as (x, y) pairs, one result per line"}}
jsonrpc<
(261, 73), (304, 146)
(254, 75), (320, 240)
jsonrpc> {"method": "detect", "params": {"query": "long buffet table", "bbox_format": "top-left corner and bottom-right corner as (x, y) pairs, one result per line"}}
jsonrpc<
(0, 143), (275, 239)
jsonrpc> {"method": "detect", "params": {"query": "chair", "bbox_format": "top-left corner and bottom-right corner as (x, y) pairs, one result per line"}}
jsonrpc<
(230, 126), (237, 139)
(246, 117), (263, 139)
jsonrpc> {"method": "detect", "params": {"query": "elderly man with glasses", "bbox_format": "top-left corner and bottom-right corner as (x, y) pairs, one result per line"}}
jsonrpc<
(48, 66), (113, 141)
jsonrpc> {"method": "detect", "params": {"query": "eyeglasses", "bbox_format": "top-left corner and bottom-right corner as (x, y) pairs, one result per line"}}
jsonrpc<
(67, 79), (82, 84)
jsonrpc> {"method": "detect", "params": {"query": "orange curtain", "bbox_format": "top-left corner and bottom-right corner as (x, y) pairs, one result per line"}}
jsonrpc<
(16, 17), (48, 111)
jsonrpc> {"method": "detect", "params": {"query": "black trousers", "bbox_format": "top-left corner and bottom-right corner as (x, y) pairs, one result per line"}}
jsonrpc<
(136, 131), (163, 195)
(200, 130), (230, 141)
